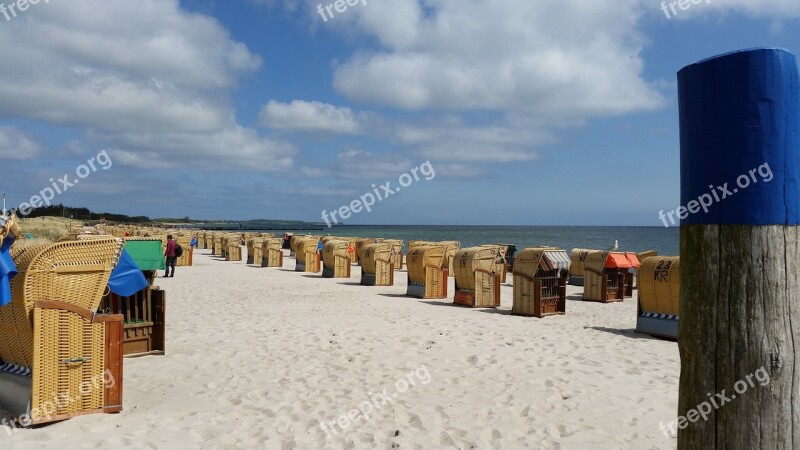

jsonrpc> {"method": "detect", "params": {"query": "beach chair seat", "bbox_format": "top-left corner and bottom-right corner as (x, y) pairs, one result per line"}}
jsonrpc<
(176, 235), (193, 266)
(294, 237), (320, 273)
(568, 248), (593, 286)
(406, 245), (448, 298)
(262, 238), (284, 267)
(247, 238), (266, 265)
(98, 237), (167, 357)
(636, 256), (679, 339)
(360, 243), (395, 286)
(0, 235), (124, 425)
(512, 247), (570, 317)
(409, 240), (460, 276)
(225, 234), (243, 261)
(453, 247), (502, 308)
(582, 251), (640, 303)
(321, 240), (351, 278)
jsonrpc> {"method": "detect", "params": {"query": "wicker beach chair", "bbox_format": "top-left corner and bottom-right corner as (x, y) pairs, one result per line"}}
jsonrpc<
(176, 235), (192, 266)
(261, 238), (284, 268)
(409, 240), (460, 276)
(383, 239), (404, 270)
(635, 250), (658, 288)
(406, 245), (448, 298)
(294, 237), (320, 273)
(512, 247), (570, 317)
(212, 234), (224, 256)
(360, 242), (395, 286)
(453, 247), (502, 308)
(568, 248), (594, 286)
(482, 244), (513, 283)
(98, 237), (166, 357)
(354, 238), (382, 265)
(0, 235), (124, 425)
(247, 238), (265, 265)
(225, 234), (243, 261)
(321, 240), (351, 278)
(582, 251), (640, 303)
(636, 256), (679, 339)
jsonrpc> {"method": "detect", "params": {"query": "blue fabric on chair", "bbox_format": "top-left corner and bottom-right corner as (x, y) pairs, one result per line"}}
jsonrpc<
(0, 236), (17, 308)
(108, 249), (148, 297)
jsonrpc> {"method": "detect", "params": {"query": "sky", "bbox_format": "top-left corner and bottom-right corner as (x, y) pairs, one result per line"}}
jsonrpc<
(0, 0), (798, 225)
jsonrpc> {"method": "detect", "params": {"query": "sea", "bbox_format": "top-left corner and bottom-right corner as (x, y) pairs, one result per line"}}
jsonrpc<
(235, 225), (679, 256)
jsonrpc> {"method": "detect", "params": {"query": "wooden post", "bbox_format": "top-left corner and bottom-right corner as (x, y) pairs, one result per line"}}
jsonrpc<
(678, 48), (800, 448)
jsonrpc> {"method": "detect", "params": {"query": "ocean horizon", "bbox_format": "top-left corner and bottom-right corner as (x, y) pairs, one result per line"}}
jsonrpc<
(227, 224), (679, 256)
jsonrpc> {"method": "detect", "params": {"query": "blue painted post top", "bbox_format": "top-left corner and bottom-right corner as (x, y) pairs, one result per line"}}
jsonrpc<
(678, 48), (800, 225)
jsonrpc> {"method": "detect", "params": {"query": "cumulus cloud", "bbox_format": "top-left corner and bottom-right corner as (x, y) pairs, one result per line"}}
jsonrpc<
(327, 0), (665, 118)
(102, 126), (295, 172)
(259, 100), (361, 134)
(0, 0), (288, 171)
(0, 127), (43, 160)
(333, 149), (414, 180)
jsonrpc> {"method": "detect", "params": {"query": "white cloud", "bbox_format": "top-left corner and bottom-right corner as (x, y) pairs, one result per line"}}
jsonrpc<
(334, 149), (413, 180)
(0, 127), (43, 160)
(258, 100), (361, 134)
(329, 0), (665, 119)
(62, 140), (89, 156)
(102, 126), (295, 172)
(0, 0), (283, 171)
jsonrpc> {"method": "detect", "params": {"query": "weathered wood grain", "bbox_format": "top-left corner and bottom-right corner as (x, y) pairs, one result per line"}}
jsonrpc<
(679, 225), (799, 449)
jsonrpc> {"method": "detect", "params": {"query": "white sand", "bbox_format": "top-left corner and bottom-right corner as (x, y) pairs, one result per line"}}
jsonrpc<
(5, 249), (680, 449)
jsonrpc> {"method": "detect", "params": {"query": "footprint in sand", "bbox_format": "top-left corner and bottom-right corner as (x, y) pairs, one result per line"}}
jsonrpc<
(435, 405), (451, 421)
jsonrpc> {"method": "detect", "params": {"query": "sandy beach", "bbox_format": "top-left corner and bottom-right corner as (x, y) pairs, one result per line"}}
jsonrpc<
(5, 248), (680, 449)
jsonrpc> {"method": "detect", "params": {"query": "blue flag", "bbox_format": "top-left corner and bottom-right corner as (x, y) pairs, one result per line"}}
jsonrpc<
(0, 236), (17, 308)
(108, 249), (149, 297)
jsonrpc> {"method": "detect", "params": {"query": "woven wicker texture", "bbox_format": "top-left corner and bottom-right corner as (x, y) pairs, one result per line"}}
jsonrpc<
(382, 239), (404, 269)
(31, 307), (106, 420)
(638, 256), (680, 315)
(175, 235), (192, 266)
(570, 248), (594, 277)
(453, 247), (500, 307)
(407, 245), (446, 284)
(322, 240), (350, 277)
(294, 237), (320, 264)
(582, 251), (610, 301)
(225, 234), (243, 261)
(262, 238), (283, 267)
(511, 247), (568, 317)
(355, 238), (382, 264)
(290, 235), (314, 255)
(249, 238), (265, 265)
(409, 241), (460, 271)
(512, 274), (536, 316)
(213, 234), (224, 256)
(453, 247), (499, 290)
(0, 237), (119, 421)
(637, 250), (658, 262)
(322, 240), (349, 267)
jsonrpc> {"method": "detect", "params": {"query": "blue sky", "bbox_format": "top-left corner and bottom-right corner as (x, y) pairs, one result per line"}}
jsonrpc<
(1, 0), (798, 225)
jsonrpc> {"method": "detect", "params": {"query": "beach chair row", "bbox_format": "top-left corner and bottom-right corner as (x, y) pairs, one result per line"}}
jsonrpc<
(0, 219), (172, 427)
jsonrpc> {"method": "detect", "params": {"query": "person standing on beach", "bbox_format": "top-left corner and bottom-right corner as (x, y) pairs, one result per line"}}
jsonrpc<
(164, 235), (177, 278)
